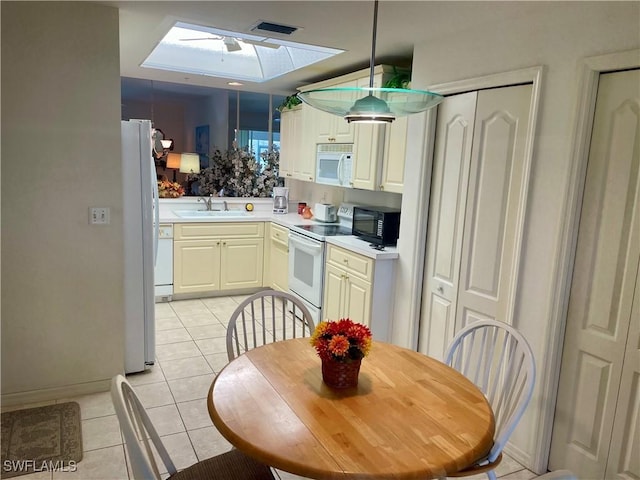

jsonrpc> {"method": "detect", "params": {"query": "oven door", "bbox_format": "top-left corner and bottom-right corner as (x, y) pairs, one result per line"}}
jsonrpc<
(288, 231), (325, 308)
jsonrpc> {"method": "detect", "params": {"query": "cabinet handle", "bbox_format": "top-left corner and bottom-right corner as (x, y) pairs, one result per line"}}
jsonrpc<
(343, 258), (348, 263)
(223, 241), (227, 246)
(380, 185), (384, 190)
(216, 241), (220, 246)
(309, 176), (313, 181)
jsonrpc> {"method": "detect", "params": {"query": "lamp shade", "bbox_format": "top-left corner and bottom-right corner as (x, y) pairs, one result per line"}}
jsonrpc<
(179, 153), (200, 174)
(298, 87), (443, 124)
(166, 153), (181, 169)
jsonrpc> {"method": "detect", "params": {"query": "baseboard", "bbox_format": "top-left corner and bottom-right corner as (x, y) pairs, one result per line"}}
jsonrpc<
(1, 378), (111, 407)
(504, 442), (536, 474)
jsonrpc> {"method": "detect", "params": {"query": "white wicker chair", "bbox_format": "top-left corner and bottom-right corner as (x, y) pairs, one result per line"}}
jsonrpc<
(226, 289), (315, 361)
(444, 320), (536, 480)
(111, 375), (274, 480)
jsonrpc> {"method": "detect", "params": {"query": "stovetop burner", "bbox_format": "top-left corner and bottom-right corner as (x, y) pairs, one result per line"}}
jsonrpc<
(294, 224), (352, 236)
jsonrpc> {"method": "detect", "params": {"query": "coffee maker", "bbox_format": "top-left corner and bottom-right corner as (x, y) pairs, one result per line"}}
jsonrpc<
(272, 187), (289, 214)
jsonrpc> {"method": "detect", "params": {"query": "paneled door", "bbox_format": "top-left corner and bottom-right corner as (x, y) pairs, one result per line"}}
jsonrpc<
(419, 84), (532, 358)
(549, 69), (640, 479)
(418, 92), (477, 358)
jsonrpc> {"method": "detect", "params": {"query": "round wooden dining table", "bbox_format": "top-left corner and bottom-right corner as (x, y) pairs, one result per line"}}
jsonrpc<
(207, 338), (495, 480)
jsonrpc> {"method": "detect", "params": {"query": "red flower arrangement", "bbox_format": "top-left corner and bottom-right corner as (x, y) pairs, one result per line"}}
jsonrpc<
(310, 318), (372, 363)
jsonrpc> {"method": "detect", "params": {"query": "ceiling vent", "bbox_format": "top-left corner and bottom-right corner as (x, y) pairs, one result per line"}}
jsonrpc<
(251, 21), (298, 36)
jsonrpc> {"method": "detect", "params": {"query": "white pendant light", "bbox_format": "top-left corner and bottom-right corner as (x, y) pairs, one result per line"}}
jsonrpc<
(297, 0), (443, 123)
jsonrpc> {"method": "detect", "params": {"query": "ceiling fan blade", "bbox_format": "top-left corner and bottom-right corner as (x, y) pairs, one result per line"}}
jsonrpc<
(237, 38), (280, 49)
(179, 36), (223, 41)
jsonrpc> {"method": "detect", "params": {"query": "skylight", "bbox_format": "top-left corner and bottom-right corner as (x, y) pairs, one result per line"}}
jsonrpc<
(142, 22), (344, 83)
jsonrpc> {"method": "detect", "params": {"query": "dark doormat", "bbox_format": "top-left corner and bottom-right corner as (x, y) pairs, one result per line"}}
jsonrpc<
(1, 402), (83, 478)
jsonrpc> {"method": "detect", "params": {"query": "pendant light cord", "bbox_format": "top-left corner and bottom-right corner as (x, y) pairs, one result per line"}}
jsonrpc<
(368, 0), (379, 90)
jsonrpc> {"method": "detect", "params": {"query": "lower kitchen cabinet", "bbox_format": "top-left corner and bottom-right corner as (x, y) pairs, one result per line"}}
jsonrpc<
(324, 263), (371, 324)
(323, 244), (396, 341)
(173, 222), (264, 295)
(268, 223), (289, 292)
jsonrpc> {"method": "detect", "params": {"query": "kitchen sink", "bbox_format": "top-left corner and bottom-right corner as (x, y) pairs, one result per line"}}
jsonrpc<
(173, 210), (251, 218)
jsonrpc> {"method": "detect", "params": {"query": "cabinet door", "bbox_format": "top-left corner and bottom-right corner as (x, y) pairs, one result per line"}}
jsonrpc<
(324, 263), (346, 320)
(279, 108), (296, 179)
(293, 107), (316, 182)
(381, 115), (408, 193)
(352, 74), (385, 191)
(270, 239), (289, 292)
(220, 238), (264, 290)
(344, 274), (372, 326)
(313, 79), (356, 144)
(174, 239), (221, 294)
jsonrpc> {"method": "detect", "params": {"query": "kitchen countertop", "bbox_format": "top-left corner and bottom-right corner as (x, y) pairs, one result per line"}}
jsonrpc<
(160, 205), (399, 260)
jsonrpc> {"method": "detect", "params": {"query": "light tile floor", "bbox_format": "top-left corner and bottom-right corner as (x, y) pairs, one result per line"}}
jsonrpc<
(4, 296), (546, 480)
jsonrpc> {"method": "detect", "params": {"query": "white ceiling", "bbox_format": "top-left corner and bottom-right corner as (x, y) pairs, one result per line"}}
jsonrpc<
(103, 1), (537, 105)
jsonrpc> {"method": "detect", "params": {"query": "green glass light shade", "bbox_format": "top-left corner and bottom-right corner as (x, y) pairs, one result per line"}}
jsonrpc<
(297, 87), (444, 124)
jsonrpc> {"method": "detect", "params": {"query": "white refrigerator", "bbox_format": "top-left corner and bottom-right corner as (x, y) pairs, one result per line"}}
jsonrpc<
(122, 119), (159, 373)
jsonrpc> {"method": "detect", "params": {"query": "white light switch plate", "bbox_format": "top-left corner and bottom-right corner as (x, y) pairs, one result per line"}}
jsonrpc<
(90, 207), (110, 225)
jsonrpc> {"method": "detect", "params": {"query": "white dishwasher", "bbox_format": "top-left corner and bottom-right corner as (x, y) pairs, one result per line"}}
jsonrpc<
(155, 224), (173, 301)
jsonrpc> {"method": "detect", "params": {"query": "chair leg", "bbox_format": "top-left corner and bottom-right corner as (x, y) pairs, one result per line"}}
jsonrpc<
(486, 470), (497, 480)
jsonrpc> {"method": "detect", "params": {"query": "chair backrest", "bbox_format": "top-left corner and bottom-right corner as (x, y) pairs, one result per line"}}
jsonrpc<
(111, 375), (176, 480)
(444, 319), (535, 464)
(226, 290), (315, 361)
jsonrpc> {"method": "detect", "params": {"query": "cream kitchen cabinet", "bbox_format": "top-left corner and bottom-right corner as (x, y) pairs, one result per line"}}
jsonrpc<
(173, 222), (264, 295)
(299, 65), (409, 192)
(310, 79), (357, 144)
(324, 262), (372, 326)
(323, 244), (397, 341)
(268, 222), (289, 292)
(379, 115), (409, 193)
(279, 105), (315, 182)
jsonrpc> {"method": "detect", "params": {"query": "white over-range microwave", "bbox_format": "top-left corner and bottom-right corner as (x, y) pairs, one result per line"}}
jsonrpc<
(316, 144), (353, 187)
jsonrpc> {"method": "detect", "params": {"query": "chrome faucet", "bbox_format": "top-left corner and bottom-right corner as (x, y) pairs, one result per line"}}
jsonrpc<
(222, 200), (228, 211)
(198, 195), (213, 211)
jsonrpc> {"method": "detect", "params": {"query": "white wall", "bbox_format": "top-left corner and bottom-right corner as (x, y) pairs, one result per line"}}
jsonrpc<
(392, 1), (640, 472)
(1, 2), (124, 402)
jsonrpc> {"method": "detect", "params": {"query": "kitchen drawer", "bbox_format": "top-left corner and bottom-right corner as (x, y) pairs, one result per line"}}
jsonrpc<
(326, 244), (373, 282)
(175, 222), (264, 240)
(270, 223), (289, 247)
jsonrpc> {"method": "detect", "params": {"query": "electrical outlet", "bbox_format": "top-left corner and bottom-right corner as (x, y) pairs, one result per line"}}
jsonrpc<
(90, 207), (110, 225)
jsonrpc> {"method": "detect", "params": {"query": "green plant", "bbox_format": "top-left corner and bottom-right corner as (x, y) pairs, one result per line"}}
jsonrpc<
(277, 94), (302, 112)
(382, 67), (411, 89)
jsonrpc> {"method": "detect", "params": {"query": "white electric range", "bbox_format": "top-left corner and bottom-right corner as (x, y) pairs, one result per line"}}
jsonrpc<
(287, 204), (354, 323)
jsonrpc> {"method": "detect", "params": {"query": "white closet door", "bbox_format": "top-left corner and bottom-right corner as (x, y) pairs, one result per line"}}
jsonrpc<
(606, 269), (640, 479)
(418, 92), (477, 358)
(418, 84), (532, 356)
(549, 69), (640, 478)
(455, 84), (532, 332)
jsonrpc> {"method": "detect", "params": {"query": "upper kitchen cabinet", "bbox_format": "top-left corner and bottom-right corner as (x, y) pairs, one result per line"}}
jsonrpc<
(310, 79), (357, 144)
(297, 65), (410, 192)
(279, 105), (316, 182)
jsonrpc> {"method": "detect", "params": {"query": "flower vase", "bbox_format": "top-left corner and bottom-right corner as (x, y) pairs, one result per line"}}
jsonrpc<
(321, 357), (361, 389)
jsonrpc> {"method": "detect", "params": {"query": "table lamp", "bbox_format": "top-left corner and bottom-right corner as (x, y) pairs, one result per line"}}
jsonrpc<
(179, 153), (200, 174)
(166, 153), (181, 182)
(180, 153), (200, 195)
